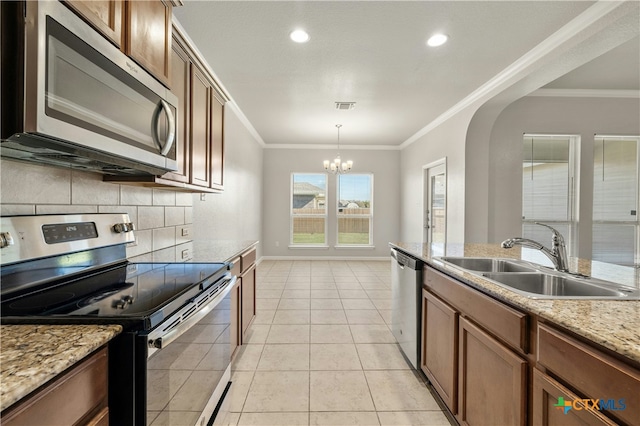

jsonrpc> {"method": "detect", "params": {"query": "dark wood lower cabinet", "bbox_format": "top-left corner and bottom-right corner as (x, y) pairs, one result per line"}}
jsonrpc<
(532, 369), (617, 426)
(422, 264), (639, 426)
(230, 275), (241, 359)
(421, 289), (458, 414)
(241, 264), (256, 339)
(458, 317), (527, 426)
(1, 347), (109, 426)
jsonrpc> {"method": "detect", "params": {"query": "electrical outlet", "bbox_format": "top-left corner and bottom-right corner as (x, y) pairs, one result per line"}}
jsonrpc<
(200, 193), (206, 201)
(275, 241), (279, 247)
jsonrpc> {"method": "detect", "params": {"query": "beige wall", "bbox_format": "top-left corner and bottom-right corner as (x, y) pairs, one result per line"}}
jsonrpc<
(486, 95), (640, 258)
(261, 147), (400, 258)
(192, 105), (264, 257)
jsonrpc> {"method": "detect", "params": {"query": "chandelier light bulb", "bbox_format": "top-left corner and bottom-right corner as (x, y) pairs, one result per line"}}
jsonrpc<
(323, 124), (353, 174)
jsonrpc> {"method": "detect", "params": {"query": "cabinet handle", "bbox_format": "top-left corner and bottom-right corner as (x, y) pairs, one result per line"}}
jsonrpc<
(153, 99), (176, 156)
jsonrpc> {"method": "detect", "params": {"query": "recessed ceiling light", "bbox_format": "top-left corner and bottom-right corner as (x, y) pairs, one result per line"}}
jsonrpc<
(427, 33), (448, 47)
(290, 29), (310, 43)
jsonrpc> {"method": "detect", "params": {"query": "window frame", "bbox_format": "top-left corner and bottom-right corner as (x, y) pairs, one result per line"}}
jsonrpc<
(335, 173), (374, 247)
(289, 173), (328, 247)
(592, 135), (640, 266)
(521, 134), (579, 258)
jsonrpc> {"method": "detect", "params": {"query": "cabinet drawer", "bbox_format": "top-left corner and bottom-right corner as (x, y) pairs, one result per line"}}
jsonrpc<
(2, 347), (108, 425)
(532, 368), (616, 426)
(229, 256), (241, 276)
(424, 266), (528, 353)
(241, 248), (256, 273)
(537, 323), (640, 425)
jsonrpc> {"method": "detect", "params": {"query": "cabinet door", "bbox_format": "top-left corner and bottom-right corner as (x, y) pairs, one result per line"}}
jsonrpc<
(162, 35), (190, 183)
(126, 0), (171, 86)
(532, 369), (616, 426)
(1, 348), (108, 425)
(230, 277), (241, 358)
(422, 289), (458, 414)
(63, 0), (123, 47)
(537, 323), (640, 426)
(210, 92), (225, 190)
(241, 265), (256, 338)
(190, 65), (211, 187)
(458, 317), (527, 426)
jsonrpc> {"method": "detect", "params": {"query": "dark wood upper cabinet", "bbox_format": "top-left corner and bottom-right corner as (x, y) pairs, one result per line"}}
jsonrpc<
(103, 24), (227, 193)
(210, 93), (225, 191)
(63, 0), (123, 47)
(190, 64), (212, 188)
(162, 35), (190, 183)
(125, 0), (171, 87)
(63, 0), (171, 87)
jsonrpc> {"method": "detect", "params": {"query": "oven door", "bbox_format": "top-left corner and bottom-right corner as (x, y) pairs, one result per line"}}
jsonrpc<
(144, 275), (235, 426)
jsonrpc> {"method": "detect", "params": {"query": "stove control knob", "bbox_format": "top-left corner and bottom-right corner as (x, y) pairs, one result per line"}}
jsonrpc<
(123, 295), (135, 304)
(0, 232), (14, 248)
(113, 300), (127, 309)
(113, 222), (135, 234)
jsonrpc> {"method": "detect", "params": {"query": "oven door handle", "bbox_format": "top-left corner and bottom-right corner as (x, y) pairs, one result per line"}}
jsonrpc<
(148, 276), (236, 353)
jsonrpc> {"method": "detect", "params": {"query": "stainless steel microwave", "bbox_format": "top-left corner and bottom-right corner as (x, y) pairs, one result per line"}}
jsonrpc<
(0, 1), (178, 175)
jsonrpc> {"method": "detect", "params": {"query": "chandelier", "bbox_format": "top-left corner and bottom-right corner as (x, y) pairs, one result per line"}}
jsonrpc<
(323, 124), (353, 174)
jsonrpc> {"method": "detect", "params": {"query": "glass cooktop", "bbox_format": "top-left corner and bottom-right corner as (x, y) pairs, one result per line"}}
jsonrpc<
(0, 262), (228, 318)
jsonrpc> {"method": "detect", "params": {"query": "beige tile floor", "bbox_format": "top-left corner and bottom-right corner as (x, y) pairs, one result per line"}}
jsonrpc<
(222, 260), (451, 426)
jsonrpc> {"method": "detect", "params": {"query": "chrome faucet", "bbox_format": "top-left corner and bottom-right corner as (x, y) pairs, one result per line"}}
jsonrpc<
(501, 222), (569, 273)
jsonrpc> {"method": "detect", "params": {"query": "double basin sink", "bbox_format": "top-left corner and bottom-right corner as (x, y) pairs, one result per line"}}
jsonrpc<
(434, 257), (640, 300)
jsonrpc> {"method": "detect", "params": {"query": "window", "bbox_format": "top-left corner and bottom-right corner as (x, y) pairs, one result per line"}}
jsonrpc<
(593, 136), (639, 266)
(337, 174), (373, 246)
(522, 135), (578, 259)
(290, 173), (327, 245)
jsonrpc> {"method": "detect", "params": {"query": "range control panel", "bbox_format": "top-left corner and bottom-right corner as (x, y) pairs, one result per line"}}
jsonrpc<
(0, 213), (135, 265)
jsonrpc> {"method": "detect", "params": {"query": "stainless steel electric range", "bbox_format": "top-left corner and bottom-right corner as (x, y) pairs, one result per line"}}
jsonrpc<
(0, 214), (235, 426)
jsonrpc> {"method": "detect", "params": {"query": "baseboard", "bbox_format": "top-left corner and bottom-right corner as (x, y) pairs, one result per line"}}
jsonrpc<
(259, 255), (391, 261)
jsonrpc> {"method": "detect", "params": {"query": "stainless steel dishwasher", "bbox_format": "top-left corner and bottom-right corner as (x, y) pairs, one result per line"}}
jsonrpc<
(391, 248), (423, 369)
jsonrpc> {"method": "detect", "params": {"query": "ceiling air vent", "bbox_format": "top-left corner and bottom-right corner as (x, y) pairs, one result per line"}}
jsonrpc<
(335, 102), (356, 111)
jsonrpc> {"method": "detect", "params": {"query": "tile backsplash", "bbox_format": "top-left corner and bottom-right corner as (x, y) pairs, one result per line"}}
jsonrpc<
(0, 159), (193, 262)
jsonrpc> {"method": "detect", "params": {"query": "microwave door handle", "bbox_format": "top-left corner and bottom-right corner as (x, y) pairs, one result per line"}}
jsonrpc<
(152, 99), (176, 157)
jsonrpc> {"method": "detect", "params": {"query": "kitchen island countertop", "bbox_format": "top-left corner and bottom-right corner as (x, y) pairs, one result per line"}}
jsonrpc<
(0, 324), (122, 412)
(391, 242), (640, 365)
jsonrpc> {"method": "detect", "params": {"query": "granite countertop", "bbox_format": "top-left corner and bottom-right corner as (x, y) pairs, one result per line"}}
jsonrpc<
(390, 242), (640, 365)
(191, 240), (258, 263)
(0, 324), (122, 412)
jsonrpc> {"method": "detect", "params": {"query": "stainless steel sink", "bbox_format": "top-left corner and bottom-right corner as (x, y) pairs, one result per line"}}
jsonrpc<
(438, 257), (537, 273)
(434, 256), (640, 300)
(482, 272), (640, 299)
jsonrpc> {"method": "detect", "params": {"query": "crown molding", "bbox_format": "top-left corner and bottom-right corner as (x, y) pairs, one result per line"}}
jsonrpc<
(528, 88), (640, 98)
(173, 17), (266, 148)
(225, 102), (267, 147)
(399, 0), (632, 150)
(264, 144), (401, 150)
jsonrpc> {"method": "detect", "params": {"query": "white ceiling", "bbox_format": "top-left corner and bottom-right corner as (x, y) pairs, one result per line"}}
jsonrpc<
(173, 1), (622, 147)
(543, 36), (640, 90)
